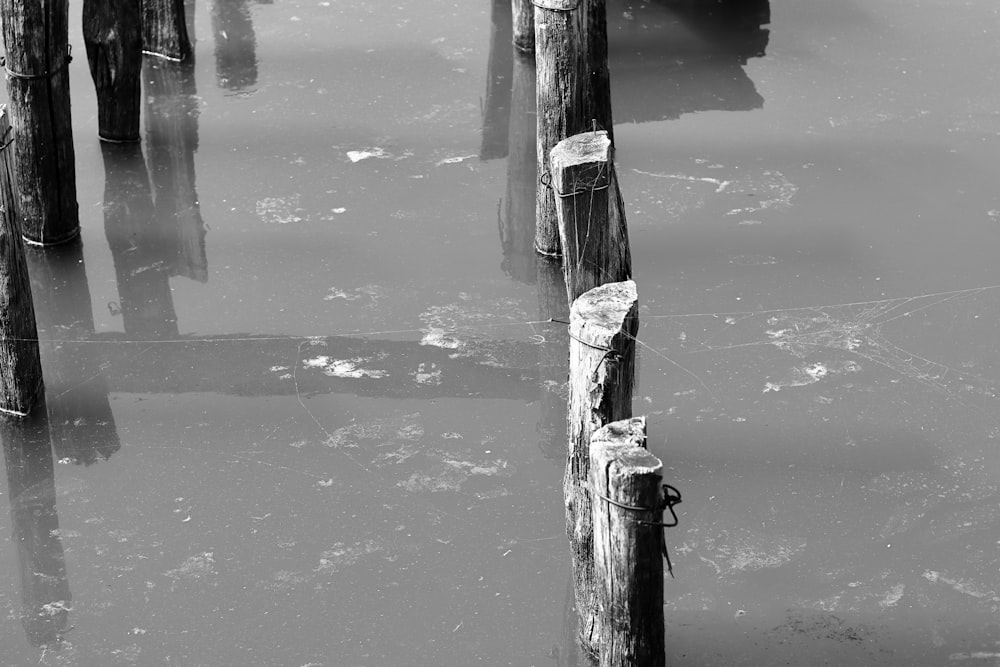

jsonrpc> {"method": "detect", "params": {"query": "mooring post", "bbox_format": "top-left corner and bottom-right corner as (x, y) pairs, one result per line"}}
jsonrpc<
(566, 279), (638, 656)
(590, 416), (665, 667)
(0, 0), (80, 246)
(551, 129), (631, 304)
(141, 0), (192, 61)
(84, 0), (143, 142)
(533, 0), (613, 256)
(0, 107), (44, 416)
(512, 0), (535, 53)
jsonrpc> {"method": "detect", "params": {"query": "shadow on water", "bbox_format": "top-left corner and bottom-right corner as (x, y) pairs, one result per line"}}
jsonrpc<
(610, 0), (770, 122)
(1, 406), (71, 648)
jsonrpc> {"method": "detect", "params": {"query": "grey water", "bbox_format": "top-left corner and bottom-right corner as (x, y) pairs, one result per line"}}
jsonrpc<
(2, 0), (1000, 664)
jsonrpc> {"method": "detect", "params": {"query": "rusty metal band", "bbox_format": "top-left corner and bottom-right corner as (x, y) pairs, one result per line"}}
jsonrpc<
(1, 47), (72, 81)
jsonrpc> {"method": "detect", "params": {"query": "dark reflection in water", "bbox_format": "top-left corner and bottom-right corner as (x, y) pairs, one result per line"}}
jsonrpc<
(500, 51), (536, 285)
(26, 244), (121, 465)
(481, 0), (513, 160)
(143, 57), (209, 285)
(211, 0), (259, 91)
(1, 407), (71, 648)
(102, 141), (180, 339)
(611, 0), (770, 121)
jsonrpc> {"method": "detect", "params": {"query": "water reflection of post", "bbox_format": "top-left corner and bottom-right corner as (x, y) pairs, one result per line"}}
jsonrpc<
(26, 244), (122, 465)
(1, 406), (72, 647)
(480, 0), (513, 160)
(143, 56), (208, 284)
(211, 0), (258, 91)
(101, 141), (180, 339)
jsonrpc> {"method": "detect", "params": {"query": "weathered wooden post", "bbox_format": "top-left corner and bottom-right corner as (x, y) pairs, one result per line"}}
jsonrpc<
(83, 0), (143, 141)
(0, 108), (44, 416)
(211, 0), (258, 91)
(512, 0), (534, 53)
(590, 417), (665, 667)
(0, 0), (80, 245)
(566, 279), (637, 656)
(141, 0), (192, 61)
(551, 129), (631, 304)
(533, 0), (613, 256)
(1, 403), (72, 647)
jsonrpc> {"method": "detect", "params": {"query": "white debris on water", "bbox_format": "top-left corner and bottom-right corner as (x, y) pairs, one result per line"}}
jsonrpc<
(303, 355), (387, 379)
(256, 195), (304, 224)
(435, 154), (476, 166)
(347, 147), (388, 162)
(413, 363), (442, 385)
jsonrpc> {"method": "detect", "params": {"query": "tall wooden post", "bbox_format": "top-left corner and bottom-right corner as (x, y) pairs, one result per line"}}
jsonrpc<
(84, 0), (143, 141)
(590, 417), (665, 667)
(141, 0), (192, 61)
(512, 0), (534, 53)
(1, 404), (72, 646)
(211, 0), (258, 91)
(0, 0), (80, 245)
(0, 108), (44, 416)
(551, 130), (631, 304)
(566, 279), (637, 656)
(533, 0), (613, 256)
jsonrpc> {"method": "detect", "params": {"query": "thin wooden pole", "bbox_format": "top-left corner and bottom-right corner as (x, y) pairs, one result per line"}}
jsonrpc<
(566, 279), (637, 657)
(533, 0), (613, 256)
(590, 416), (665, 667)
(551, 129), (631, 304)
(84, 0), (143, 142)
(0, 0), (80, 245)
(0, 108), (44, 416)
(141, 0), (192, 61)
(512, 0), (534, 53)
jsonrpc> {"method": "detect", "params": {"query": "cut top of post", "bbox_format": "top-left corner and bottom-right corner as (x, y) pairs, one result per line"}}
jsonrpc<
(569, 279), (637, 344)
(533, 0), (582, 10)
(550, 131), (611, 197)
(592, 416), (647, 450)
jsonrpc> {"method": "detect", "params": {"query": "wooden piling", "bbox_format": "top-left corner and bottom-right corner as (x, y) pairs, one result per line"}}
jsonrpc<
(0, 108), (44, 416)
(512, 0), (534, 53)
(566, 279), (637, 656)
(84, 0), (143, 142)
(551, 130), (631, 304)
(141, 0), (192, 61)
(533, 0), (613, 256)
(0, 0), (80, 245)
(590, 416), (665, 667)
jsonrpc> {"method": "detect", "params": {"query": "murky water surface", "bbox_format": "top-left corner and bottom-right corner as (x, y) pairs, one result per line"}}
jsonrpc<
(2, 0), (1000, 664)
